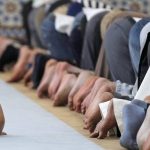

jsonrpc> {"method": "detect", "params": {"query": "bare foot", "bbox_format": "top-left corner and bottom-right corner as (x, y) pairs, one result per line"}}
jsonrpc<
(7, 46), (32, 82)
(48, 62), (70, 98)
(1, 132), (6, 135)
(142, 133), (150, 150)
(68, 71), (95, 110)
(83, 83), (115, 133)
(67, 64), (84, 74)
(0, 105), (5, 135)
(0, 37), (13, 56)
(23, 67), (34, 86)
(27, 81), (34, 89)
(81, 93), (92, 114)
(37, 60), (57, 98)
(144, 95), (150, 104)
(137, 106), (150, 149)
(45, 59), (57, 68)
(7, 47), (49, 83)
(72, 76), (99, 113)
(81, 78), (112, 114)
(90, 100), (117, 139)
(53, 73), (77, 106)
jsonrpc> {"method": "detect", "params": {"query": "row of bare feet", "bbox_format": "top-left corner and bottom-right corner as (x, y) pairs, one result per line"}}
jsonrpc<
(0, 40), (118, 139)
(1, 38), (150, 150)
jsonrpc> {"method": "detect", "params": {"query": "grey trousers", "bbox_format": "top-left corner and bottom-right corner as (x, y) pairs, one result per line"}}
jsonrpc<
(28, 6), (46, 48)
(104, 16), (136, 85)
(80, 11), (108, 70)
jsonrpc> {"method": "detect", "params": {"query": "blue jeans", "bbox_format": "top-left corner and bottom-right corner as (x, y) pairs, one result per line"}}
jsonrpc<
(67, 2), (83, 16)
(129, 18), (150, 76)
(41, 12), (86, 65)
(69, 12), (87, 65)
(41, 14), (77, 64)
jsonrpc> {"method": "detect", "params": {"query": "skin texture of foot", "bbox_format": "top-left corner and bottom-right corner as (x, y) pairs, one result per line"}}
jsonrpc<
(48, 62), (83, 99)
(7, 47), (48, 83)
(67, 64), (83, 74)
(144, 95), (150, 104)
(0, 105), (5, 135)
(137, 106), (150, 150)
(142, 133), (150, 150)
(0, 37), (13, 56)
(48, 62), (70, 98)
(81, 78), (112, 114)
(83, 82), (115, 133)
(37, 60), (58, 98)
(23, 67), (34, 86)
(90, 100), (117, 139)
(68, 71), (95, 111)
(71, 76), (99, 113)
(53, 73), (77, 106)
(7, 46), (32, 82)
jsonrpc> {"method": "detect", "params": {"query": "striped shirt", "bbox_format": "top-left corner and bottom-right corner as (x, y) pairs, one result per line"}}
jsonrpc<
(74, 0), (150, 14)
(72, 0), (111, 9)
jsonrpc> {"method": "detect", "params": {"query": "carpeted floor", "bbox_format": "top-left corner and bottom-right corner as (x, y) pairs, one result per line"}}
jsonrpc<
(0, 72), (125, 150)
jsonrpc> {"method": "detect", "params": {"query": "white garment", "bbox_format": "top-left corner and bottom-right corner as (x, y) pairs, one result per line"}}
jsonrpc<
(32, 0), (53, 8)
(54, 1), (111, 36)
(140, 22), (150, 54)
(99, 68), (150, 135)
(135, 67), (150, 100)
(54, 7), (110, 36)
(55, 13), (75, 36)
(113, 98), (130, 134)
(72, 0), (82, 3)
(99, 101), (110, 119)
(133, 17), (142, 23)
(83, 7), (110, 21)
(99, 98), (130, 135)
(99, 98), (130, 134)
